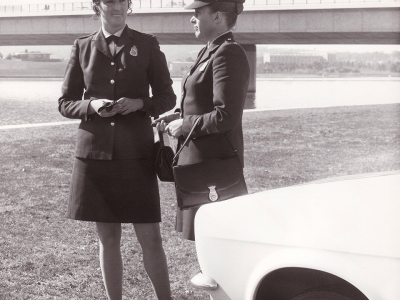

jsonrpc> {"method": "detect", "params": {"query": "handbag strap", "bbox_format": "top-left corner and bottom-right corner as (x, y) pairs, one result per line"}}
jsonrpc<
(158, 130), (165, 146)
(172, 117), (237, 165)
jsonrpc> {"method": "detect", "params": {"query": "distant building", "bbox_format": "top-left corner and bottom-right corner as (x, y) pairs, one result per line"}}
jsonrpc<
(263, 52), (327, 64)
(169, 61), (193, 77)
(11, 51), (61, 62)
(327, 52), (337, 63)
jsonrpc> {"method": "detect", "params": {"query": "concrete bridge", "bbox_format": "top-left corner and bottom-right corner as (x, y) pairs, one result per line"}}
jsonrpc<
(1, 0), (399, 91)
(1, 1), (399, 46)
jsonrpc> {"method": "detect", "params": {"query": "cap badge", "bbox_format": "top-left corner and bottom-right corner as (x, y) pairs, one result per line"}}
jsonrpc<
(130, 45), (138, 56)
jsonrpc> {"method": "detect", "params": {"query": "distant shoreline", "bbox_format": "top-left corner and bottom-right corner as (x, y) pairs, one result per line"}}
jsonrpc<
(1, 75), (399, 81)
(1, 59), (399, 80)
(0, 76), (63, 81)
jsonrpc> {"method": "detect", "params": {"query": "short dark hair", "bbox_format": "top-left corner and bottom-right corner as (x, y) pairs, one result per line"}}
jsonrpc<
(92, 0), (132, 16)
(207, 2), (243, 29)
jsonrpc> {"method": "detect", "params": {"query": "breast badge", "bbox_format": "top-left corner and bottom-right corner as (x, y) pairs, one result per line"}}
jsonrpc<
(130, 46), (138, 57)
(199, 60), (209, 72)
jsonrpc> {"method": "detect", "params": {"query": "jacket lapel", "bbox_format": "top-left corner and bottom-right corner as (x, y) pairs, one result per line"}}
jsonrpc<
(93, 30), (113, 59)
(196, 46), (213, 67)
(188, 46), (207, 75)
(93, 26), (132, 59)
(181, 47), (207, 113)
(193, 32), (235, 72)
(115, 26), (132, 56)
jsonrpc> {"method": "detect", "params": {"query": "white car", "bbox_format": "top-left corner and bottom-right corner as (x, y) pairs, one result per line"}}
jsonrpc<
(191, 171), (400, 300)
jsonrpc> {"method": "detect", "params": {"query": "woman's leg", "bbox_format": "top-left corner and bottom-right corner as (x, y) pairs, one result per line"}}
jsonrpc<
(133, 223), (171, 300)
(96, 222), (123, 300)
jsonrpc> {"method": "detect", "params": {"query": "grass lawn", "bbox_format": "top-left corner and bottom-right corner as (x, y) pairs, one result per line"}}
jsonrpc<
(0, 104), (399, 299)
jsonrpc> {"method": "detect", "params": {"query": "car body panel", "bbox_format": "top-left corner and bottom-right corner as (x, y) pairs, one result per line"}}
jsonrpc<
(194, 172), (400, 300)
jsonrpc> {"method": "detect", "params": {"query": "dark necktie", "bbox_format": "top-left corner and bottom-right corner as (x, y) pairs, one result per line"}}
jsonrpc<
(106, 35), (118, 56)
(106, 35), (119, 45)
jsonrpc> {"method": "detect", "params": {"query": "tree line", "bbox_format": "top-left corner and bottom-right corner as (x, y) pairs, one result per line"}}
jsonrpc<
(257, 51), (400, 75)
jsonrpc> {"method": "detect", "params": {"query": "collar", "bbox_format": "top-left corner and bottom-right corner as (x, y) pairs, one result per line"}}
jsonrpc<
(207, 31), (232, 48)
(93, 25), (132, 59)
(102, 25), (126, 38)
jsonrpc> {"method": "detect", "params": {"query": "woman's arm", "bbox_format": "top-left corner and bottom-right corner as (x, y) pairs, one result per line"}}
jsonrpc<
(182, 43), (250, 138)
(58, 39), (91, 120)
(141, 36), (177, 118)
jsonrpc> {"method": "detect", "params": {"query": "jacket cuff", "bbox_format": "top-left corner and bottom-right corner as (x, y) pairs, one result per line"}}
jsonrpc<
(182, 115), (200, 139)
(82, 99), (93, 121)
(141, 96), (153, 118)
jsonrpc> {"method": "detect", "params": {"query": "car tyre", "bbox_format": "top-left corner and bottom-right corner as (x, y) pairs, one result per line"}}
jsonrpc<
(290, 285), (365, 300)
(291, 291), (352, 300)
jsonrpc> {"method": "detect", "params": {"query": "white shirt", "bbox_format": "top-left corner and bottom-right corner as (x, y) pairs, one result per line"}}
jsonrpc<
(102, 26), (126, 55)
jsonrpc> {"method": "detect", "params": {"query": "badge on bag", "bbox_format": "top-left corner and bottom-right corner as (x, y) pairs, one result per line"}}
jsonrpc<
(208, 186), (218, 201)
(130, 45), (138, 56)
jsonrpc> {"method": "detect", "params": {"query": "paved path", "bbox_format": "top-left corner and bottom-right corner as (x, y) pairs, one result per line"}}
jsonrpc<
(1, 77), (399, 130)
(0, 100), (398, 130)
(0, 120), (79, 130)
(0, 108), (282, 130)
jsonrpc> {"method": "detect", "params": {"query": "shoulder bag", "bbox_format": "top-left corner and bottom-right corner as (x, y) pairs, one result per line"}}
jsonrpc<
(173, 118), (248, 210)
(155, 130), (175, 182)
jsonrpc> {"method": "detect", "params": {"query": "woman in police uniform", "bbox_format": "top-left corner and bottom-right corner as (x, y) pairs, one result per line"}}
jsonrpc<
(58, 0), (175, 299)
(155, 0), (249, 241)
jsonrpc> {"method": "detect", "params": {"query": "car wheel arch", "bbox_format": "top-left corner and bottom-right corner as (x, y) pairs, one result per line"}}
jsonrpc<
(244, 249), (370, 300)
(252, 267), (369, 300)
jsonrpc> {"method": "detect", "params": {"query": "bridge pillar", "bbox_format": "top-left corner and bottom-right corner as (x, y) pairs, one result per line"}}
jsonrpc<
(242, 44), (256, 93)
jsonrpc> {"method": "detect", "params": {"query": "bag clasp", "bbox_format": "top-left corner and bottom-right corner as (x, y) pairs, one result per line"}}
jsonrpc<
(208, 186), (218, 202)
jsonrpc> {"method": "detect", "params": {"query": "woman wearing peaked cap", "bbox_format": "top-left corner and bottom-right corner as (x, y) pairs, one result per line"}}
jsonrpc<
(155, 0), (250, 241)
(58, 0), (175, 299)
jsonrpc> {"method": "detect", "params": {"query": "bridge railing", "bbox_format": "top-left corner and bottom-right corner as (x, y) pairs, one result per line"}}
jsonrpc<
(0, 2), (92, 14)
(0, 0), (399, 14)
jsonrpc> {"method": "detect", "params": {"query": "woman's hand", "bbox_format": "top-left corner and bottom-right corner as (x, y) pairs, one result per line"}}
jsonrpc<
(153, 112), (181, 133)
(155, 120), (167, 133)
(153, 112), (181, 125)
(117, 97), (144, 115)
(90, 99), (121, 117)
(165, 119), (183, 138)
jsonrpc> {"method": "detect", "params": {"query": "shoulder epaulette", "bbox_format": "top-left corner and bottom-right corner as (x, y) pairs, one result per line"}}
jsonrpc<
(78, 31), (98, 40)
(141, 32), (155, 38)
(225, 38), (238, 44)
(131, 29), (155, 38)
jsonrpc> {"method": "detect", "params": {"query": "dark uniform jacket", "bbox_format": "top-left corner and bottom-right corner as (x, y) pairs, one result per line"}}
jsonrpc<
(178, 32), (249, 167)
(59, 26), (176, 160)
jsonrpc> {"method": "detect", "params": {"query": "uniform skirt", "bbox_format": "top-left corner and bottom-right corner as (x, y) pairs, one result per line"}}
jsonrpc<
(67, 157), (161, 223)
(175, 207), (199, 241)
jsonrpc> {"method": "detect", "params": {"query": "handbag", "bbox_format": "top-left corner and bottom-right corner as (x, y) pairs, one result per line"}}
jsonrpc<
(155, 131), (175, 182)
(173, 118), (248, 210)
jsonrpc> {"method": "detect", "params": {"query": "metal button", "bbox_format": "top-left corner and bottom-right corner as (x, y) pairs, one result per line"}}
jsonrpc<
(111, 122), (115, 126)
(110, 79), (115, 84)
(111, 62), (115, 66)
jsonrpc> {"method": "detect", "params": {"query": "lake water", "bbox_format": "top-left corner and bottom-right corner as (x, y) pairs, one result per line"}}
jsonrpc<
(1, 77), (399, 111)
